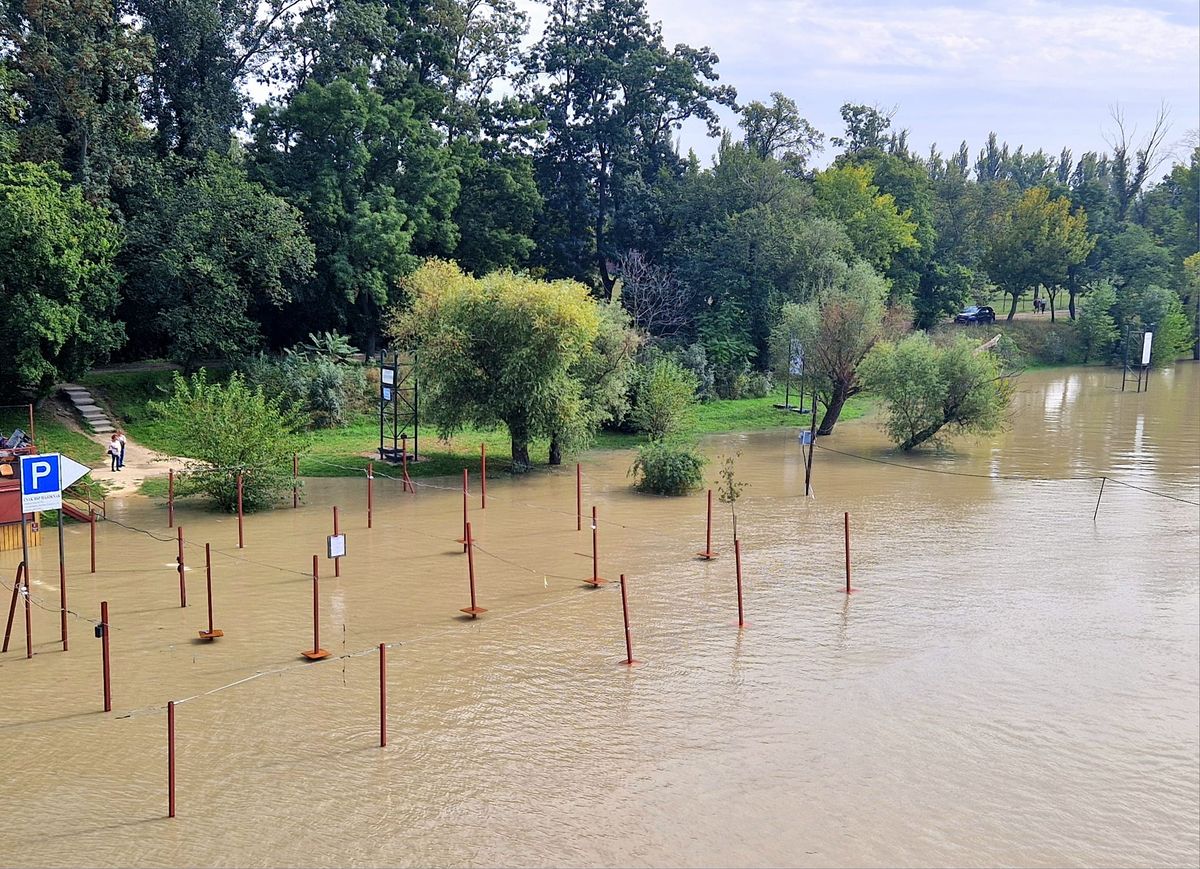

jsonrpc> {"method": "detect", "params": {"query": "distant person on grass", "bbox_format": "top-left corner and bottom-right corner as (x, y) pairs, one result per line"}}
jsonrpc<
(108, 435), (120, 471)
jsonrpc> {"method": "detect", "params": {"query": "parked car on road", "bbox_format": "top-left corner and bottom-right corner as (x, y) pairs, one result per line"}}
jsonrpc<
(955, 305), (996, 324)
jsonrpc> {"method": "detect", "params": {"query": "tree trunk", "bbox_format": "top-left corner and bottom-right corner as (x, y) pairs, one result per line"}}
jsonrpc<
(1007, 292), (1019, 321)
(548, 434), (562, 466)
(510, 437), (531, 473)
(900, 420), (945, 451)
(1068, 288), (1077, 320)
(1048, 292), (1056, 323)
(816, 386), (849, 436)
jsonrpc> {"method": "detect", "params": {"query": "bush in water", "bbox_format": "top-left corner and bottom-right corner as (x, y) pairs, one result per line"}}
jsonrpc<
(629, 441), (707, 496)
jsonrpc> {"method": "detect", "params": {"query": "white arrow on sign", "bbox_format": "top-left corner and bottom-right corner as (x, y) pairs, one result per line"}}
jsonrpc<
(60, 454), (91, 490)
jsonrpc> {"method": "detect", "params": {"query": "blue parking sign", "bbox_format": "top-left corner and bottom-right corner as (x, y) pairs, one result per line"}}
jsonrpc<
(20, 454), (62, 513)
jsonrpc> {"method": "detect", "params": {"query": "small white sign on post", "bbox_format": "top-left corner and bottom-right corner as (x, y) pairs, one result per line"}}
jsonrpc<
(327, 534), (347, 559)
(1140, 331), (1154, 366)
(18, 453), (90, 514)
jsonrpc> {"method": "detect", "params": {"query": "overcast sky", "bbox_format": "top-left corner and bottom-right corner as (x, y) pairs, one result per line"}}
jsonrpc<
(527, 0), (1200, 168)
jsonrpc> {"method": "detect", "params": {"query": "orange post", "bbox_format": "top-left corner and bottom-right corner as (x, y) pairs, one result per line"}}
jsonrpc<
(459, 522), (486, 618)
(332, 506), (341, 577)
(457, 468), (469, 550)
(697, 489), (718, 559)
(585, 505), (607, 587)
(198, 543), (223, 639)
(367, 463), (374, 529)
(576, 463), (582, 531)
(89, 509), (96, 574)
(236, 473), (244, 548)
(23, 570), (31, 659)
(58, 513), (68, 651)
(619, 574), (638, 666)
(379, 643), (387, 747)
(301, 555), (330, 660)
(167, 700), (176, 818)
(844, 511), (853, 594)
(735, 539), (745, 628)
(100, 600), (111, 711)
(176, 526), (187, 608)
(480, 443), (487, 509)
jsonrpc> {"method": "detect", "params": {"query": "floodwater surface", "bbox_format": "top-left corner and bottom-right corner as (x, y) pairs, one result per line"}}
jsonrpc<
(1, 364), (1198, 868)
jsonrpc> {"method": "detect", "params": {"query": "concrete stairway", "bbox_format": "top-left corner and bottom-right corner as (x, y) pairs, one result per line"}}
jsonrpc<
(59, 384), (115, 434)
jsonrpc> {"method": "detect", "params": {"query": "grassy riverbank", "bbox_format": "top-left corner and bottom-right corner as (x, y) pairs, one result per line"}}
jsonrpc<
(79, 368), (870, 496)
(0, 405), (106, 464)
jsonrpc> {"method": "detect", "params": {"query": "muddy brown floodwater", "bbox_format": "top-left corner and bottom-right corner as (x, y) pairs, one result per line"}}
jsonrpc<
(1, 364), (1197, 868)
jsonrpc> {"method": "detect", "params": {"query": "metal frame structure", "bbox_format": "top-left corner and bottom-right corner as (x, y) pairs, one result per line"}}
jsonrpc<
(378, 351), (418, 463)
(1120, 323), (1154, 393)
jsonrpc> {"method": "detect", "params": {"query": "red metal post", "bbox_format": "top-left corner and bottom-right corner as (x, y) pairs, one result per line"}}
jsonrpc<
(198, 543), (222, 639)
(586, 505), (606, 587)
(844, 511), (852, 594)
(401, 435), (412, 493)
(619, 574), (637, 666)
(89, 509), (96, 574)
(177, 526), (187, 608)
(293, 452), (299, 509)
(367, 462), (374, 529)
(459, 468), (468, 550)
(735, 539), (745, 628)
(379, 643), (387, 748)
(480, 443), (487, 510)
(167, 469), (174, 528)
(459, 522), (487, 618)
(58, 513), (68, 651)
(698, 489), (718, 559)
(576, 463), (582, 531)
(23, 571), (31, 659)
(301, 555), (329, 660)
(100, 600), (111, 712)
(167, 700), (176, 818)
(333, 506), (341, 577)
(3, 563), (22, 652)
(236, 473), (244, 549)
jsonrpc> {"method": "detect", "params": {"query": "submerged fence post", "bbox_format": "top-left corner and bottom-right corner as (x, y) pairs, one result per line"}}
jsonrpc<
(1093, 476), (1107, 522)
(2, 562), (23, 653)
(576, 463), (582, 531)
(844, 512), (853, 594)
(586, 505), (607, 587)
(698, 489), (718, 560)
(236, 473), (244, 549)
(198, 543), (223, 640)
(379, 643), (387, 748)
(460, 522), (486, 618)
(619, 574), (638, 666)
(167, 700), (176, 819)
(177, 526), (187, 608)
(332, 506), (341, 578)
(735, 538), (745, 628)
(301, 555), (329, 660)
(367, 462), (374, 530)
(89, 509), (96, 574)
(58, 509), (68, 651)
(23, 570), (31, 659)
(100, 600), (112, 712)
(481, 443), (487, 510)
(458, 469), (469, 550)
(293, 452), (299, 509)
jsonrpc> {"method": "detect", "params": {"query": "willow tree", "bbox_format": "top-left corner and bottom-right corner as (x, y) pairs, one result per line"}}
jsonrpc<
(390, 260), (602, 470)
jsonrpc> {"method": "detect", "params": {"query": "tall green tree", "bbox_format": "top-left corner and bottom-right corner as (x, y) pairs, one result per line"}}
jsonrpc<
(739, 91), (823, 172)
(984, 186), (1094, 321)
(0, 160), (123, 396)
(813, 163), (919, 275)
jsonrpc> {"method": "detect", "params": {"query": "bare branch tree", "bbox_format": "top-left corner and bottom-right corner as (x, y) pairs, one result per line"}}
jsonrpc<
(614, 251), (691, 341)
(1105, 102), (1171, 221)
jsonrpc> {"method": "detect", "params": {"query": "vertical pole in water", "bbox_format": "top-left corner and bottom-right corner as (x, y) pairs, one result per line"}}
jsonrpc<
(293, 452), (299, 509)
(176, 526), (187, 608)
(459, 469), (468, 551)
(1093, 476), (1107, 522)
(698, 489), (718, 559)
(586, 505), (606, 587)
(89, 509), (96, 574)
(844, 512), (852, 594)
(401, 437), (412, 493)
(459, 522), (486, 618)
(302, 556), (329, 660)
(480, 443), (487, 510)
(236, 473), (244, 549)
(735, 538), (745, 628)
(100, 600), (111, 711)
(198, 543), (222, 639)
(167, 469), (174, 528)
(367, 462), (374, 530)
(576, 463), (582, 531)
(3, 563), (22, 652)
(333, 506), (341, 577)
(167, 700), (176, 819)
(805, 383), (818, 497)
(23, 569), (32, 659)
(58, 508), (68, 651)
(619, 574), (637, 666)
(379, 643), (387, 748)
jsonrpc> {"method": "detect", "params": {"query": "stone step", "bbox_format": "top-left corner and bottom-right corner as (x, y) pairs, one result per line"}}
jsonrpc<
(75, 403), (101, 413)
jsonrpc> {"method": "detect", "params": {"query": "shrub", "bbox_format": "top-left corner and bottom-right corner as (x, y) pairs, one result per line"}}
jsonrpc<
(149, 370), (307, 511)
(672, 343), (716, 401)
(629, 441), (707, 495)
(242, 332), (369, 428)
(738, 369), (773, 398)
(630, 358), (699, 440)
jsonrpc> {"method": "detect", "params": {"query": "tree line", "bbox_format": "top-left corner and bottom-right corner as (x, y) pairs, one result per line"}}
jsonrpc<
(2, 0), (1197, 402)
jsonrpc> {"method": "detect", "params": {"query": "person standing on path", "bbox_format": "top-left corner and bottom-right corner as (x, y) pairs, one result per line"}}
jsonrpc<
(117, 430), (127, 469)
(107, 434), (120, 471)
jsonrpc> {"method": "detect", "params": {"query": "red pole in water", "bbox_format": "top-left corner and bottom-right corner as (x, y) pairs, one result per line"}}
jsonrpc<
(236, 473), (244, 549)
(198, 543), (223, 639)
(735, 539), (745, 628)
(459, 521), (487, 618)
(401, 445), (412, 493)
(586, 505), (607, 587)
(176, 526), (187, 608)
(167, 700), (176, 818)
(576, 463), (582, 531)
(332, 506), (341, 577)
(100, 600), (111, 712)
(698, 489), (718, 559)
(167, 469), (174, 528)
(458, 468), (469, 550)
(378, 643), (387, 747)
(23, 570), (32, 659)
(293, 452), (299, 509)
(302, 556), (329, 660)
(58, 512), (68, 651)
(480, 443), (487, 510)
(844, 511), (852, 594)
(3, 563), (22, 653)
(619, 574), (638, 666)
(367, 462), (374, 529)
(89, 509), (96, 574)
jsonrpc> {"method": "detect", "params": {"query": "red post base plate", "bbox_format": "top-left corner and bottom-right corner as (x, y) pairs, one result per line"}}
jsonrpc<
(197, 629), (225, 639)
(697, 551), (719, 560)
(583, 577), (608, 587)
(301, 648), (331, 660)
(460, 606), (488, 617)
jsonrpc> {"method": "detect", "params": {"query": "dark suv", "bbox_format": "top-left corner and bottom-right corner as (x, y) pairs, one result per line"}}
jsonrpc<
(955, 305), (996, 324)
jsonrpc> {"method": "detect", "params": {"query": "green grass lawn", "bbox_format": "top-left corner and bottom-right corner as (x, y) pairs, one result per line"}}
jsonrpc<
(81, 369), (872, 495)
(0, 406), (106, 465)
